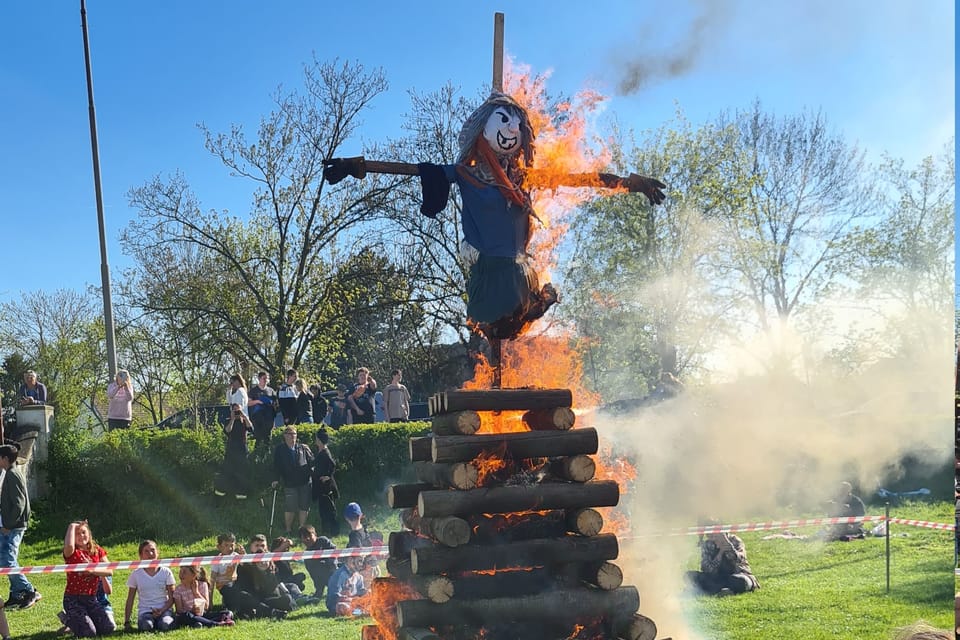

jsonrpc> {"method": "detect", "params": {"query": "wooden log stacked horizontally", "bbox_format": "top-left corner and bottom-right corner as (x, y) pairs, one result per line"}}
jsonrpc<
(373, 388), (660, 640)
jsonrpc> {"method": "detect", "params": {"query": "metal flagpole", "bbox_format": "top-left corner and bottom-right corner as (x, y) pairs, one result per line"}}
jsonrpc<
(80, 0), (118, 378)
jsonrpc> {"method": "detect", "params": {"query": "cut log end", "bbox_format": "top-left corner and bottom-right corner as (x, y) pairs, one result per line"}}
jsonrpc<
(432, 410), (481, 435)
(616, 613), (658, 640)
(567, 507), (605, 537)
(523, 406), (577, 431)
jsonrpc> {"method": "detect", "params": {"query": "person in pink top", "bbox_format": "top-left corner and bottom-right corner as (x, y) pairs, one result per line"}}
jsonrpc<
(172, 566), (233, 628)
(106, 369), (134, 430)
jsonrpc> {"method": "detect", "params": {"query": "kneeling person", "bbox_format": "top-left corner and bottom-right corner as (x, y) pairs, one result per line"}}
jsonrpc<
(685, 528), (759, 596)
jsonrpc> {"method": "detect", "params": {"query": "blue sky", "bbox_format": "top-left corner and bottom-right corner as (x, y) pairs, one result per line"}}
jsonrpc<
(0, 0), (954, 303)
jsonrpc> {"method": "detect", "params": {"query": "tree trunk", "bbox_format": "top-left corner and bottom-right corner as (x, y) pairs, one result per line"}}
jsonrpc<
(431, 410), (481, 435)
(440, 389), (573, 413)
(409, 436), (433, 462)
(395, 585), (639, 629)
(523, 407), (576, 431)
(388, 483), (436, 509)
(413, 461), (479, 490)
(418, 516), (472, 547)
(418, 480), (619, 518)
(431, 428), (598, 463)
(411, 533), (618, 575)
(547, 455), (596, 482)
(615, 613), (658, 640)
(469, 508), (603, 544)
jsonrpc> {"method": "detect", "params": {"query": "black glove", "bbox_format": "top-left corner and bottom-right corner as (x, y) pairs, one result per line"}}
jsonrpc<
(625, 173), (667, 205)
(322, 156), (367, 185)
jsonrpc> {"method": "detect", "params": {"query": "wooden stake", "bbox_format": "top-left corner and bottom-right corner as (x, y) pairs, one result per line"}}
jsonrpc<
(493, 12), (504, 92)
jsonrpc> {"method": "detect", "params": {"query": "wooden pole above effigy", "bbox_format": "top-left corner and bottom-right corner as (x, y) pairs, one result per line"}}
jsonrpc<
(493, 12), (504, 92)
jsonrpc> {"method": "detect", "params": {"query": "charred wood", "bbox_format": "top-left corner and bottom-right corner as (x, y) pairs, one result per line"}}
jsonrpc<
(441, 389), (573, 413)
(417, 480), (619, 518)
(615, 613), (658, 640)
(411, 532), (619, 575)
(399, 628), (442, 640)
(546, 455), (596, 482)
(565, 507), (604, 537)
(418, 516), (472, 547)
(431, 428), (598, 464)
(522, 407), (576, 431)
(388, 483), (436, 509)
(395, 585), (639, 629)
(409, 436), (433, 462)
(389, 531), (435, 560)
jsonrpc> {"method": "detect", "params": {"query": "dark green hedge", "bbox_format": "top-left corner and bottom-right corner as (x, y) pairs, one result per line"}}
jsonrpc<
(42, 421), (430, 540)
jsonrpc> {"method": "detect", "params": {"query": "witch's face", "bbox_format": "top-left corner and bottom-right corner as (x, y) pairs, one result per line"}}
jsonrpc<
(483, 106), (522, 156)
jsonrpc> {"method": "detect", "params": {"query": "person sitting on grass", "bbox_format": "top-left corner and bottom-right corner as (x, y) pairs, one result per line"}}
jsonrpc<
(344, 502), (383, 586)
(123, 540), (175, 632)
(62, 520), (115, 637)
(823, 481), (867, 541)
(684, 521), (759, 597)
(270, 536), (319, 606)
(209, 533), (260, 620)
(235, 534), (295, 619)
(172, 566), (233, 628)
(325, 555), (367, 617)
(299, 525), (338, 600)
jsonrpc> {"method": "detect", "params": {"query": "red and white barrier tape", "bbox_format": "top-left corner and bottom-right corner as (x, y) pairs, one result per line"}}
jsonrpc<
(625, 515), (954, 539)
(0, 546), (389, 576)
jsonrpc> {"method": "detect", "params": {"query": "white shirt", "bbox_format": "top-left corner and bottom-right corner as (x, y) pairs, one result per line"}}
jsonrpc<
(127, 567), (175, 616)
(227, 387), (249, 416)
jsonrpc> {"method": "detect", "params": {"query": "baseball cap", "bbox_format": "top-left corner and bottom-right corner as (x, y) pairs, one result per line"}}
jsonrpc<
(344, 502), (363, 519)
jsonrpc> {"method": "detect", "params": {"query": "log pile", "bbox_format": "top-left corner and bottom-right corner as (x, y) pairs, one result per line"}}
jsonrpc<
(366, 388), (661, 640)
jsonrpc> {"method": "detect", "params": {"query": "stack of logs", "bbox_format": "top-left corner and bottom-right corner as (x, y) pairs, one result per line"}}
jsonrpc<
(362, 388), (661, 640)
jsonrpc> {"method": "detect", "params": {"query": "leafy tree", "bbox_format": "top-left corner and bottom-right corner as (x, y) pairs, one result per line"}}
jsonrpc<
(121, 59), (394, 381)
(0, 289), (105, 427)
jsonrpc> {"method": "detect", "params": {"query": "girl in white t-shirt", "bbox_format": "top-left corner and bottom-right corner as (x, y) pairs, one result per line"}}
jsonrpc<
(123, 541), (175, 631)
(227, 374), (249, 417)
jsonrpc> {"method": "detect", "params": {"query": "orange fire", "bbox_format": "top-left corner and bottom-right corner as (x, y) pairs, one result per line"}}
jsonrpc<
(352, 577), (421, 640)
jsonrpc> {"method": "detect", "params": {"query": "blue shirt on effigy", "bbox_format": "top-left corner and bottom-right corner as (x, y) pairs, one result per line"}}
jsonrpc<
(441, 165), (529, 258)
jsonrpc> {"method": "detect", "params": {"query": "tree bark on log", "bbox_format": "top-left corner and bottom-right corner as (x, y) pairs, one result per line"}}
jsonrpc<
(409, 436), (433, 462)
(411, 533), (618, 575)
(389, 531), (435, 560)
(418, 516), (472, 547)
(386, 558), (413, 581)
(523, 407), (576, 431)
(615, 613), (658, 640)
(441, 389), (573, 413)
(469, 508), (603, 543)
(388, 483), (436, 509)
(431, 410), (481, 436)
(396, 585), (639, 629)
(413, 461), (479, 490)
(547, 455), (596, 482)
(399, 628), (441, 640)
(432, 428), (598, 464)
(418, 480), (618, 518)
(567, 561), (623, 590)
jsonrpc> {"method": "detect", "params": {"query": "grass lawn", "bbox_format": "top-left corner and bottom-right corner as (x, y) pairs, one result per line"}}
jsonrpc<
(1, 501), (953, 639)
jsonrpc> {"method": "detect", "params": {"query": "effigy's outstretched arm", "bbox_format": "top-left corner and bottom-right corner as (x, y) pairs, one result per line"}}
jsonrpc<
(322, 156), (421, 184)
(526, 169), (667, 206)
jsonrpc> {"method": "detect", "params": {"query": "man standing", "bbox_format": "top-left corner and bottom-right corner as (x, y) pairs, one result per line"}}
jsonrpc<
(277, 370), (300, 426)
(0, 443), (40, 609)
(271, 426), (314, 534)
(247, 372), (277, 449)
(384, 370), (411, 423)
(347, 368), (376, 424)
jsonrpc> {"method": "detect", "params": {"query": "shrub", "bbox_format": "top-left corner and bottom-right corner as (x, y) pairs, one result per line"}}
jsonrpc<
(42, 421), (430, 540)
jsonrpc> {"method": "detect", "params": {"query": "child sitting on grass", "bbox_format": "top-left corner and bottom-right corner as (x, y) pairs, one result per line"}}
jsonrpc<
(325, 555), (366, 617)
(172, 566), (233, 628)
(62, 520), (115, 638)
(235, 534), (294, 619)
(209, 532), (260, 620)
(123, 540), (176, 631)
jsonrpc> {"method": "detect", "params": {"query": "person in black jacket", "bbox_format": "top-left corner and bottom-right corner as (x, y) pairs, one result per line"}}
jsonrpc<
(234, 535), (293, 619)
(312, 429), (339, 537)
(0, 443), (40, 610)
(271, 426), (314, 534)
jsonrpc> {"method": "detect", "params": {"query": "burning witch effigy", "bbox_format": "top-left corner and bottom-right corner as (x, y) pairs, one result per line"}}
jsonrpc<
(324, 14), (667, 640)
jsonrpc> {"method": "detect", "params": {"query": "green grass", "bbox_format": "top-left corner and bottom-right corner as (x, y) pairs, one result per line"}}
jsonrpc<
(682, 500), (954, 639)
(1, 501), (954, 639)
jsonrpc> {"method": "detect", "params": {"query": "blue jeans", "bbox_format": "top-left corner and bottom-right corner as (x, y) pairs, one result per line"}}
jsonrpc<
(0, 527), (33, 595)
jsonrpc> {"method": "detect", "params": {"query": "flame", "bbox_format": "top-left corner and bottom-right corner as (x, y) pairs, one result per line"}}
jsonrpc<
(472, 444), (509, 485)
(352, 577), (421, 640)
